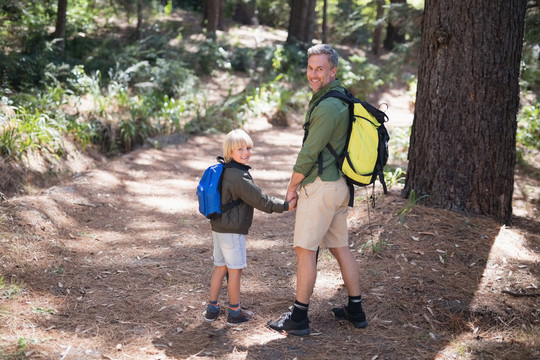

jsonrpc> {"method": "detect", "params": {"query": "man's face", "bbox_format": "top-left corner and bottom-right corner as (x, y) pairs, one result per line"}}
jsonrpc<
(306, 54), (337, 93)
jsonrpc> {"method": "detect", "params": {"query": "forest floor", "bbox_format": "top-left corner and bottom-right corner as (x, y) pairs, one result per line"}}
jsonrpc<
(1, 97), (539, 360)
(1, 16), (540, 360)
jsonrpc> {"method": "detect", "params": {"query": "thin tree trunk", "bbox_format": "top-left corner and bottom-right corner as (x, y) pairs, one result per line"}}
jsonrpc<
(384, 0), (406, 50)
(322, 0), (328, 44)
(371, 0), (385, 54)
(204, 0), (220, 34)
(136, 0), (143, 39)
(53, 0), (67, 57)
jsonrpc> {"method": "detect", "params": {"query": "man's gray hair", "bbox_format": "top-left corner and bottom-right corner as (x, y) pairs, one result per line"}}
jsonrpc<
(307, 44), (339, 68)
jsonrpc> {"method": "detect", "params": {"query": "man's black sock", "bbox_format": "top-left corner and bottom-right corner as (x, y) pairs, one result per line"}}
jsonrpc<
(347, 295), (364, 315)
(291, 300), (309, 322)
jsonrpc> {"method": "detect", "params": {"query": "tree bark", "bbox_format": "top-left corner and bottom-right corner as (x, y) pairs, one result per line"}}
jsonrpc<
(403, 0), (527, 224)
(287, 0), (317, 45)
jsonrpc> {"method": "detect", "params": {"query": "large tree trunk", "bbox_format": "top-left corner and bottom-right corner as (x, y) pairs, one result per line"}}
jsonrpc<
(53, 0), (67, 57)
(286, 0), (317, 45)
(403, 0), (527, 224)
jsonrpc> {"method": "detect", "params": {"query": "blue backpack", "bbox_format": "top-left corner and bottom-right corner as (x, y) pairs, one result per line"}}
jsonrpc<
(197, 157), (242, 219)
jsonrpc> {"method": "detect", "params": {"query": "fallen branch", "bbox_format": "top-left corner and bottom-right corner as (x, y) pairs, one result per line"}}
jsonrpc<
(502, 290), (540, 297)
(60, 345), (72, 360)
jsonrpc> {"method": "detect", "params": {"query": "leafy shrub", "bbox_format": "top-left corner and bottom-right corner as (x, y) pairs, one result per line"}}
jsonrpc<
(184, 91), (245, 134)
(65, 0), (100, 35)
(517, 103), (540, 150)
(339, 55), (397, 100)
(520, 44), (540, 91)
(157, 96), (186, 134)
(0, 39), (57, 92)
(192, 38), (231, 76)
(257, 0), (291, 28)
(333, 3), (374, 47)
(147, 58), (196, 98)
(0, 106), (67, 160)
(271, 44), (306, 81)
(385, 167), (406, 189)
(389, 126), (411, 164)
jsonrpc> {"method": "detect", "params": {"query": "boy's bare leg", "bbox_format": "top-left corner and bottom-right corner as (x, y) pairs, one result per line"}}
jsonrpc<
(209, 265), (228, 302)
(226, 268), (243, 305)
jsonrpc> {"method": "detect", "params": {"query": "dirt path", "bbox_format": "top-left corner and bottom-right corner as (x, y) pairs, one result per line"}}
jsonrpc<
(2, 115), (540, 359)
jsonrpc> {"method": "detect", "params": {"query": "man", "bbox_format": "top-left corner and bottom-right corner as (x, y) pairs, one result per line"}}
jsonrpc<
(267, 44), (368, 336)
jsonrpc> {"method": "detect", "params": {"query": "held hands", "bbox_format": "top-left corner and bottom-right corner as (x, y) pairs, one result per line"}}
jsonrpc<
(286, 172), (303, 211)
(288, 197), (298, 211)
(286, 190), (299, 211)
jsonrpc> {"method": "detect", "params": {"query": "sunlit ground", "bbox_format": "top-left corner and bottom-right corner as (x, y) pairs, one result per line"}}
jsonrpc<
(435, 225), (540, 359)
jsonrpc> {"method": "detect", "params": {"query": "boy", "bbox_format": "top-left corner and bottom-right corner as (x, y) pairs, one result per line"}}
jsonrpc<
(203, 129), (296, 325)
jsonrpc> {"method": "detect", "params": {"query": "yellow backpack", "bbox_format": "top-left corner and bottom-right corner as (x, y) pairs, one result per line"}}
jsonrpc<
(305, 89), (389, 206)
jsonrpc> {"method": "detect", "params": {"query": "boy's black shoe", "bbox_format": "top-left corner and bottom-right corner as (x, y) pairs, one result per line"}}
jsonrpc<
(267, 312), (310, 336)
(332, 306), (368, 328)
(226, 309), (253, 326)
(203, 307), (220, 322)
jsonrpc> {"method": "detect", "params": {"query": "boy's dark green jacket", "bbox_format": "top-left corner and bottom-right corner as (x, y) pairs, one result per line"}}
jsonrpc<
(210, 160), (288, 235)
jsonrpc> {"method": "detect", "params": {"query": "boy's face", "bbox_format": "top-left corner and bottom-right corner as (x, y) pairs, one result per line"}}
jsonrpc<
(231, 142), (252, 164)
(306, 54), (337, 93)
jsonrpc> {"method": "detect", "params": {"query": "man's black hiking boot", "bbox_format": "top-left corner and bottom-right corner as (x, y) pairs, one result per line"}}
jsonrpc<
(332, 306), (368, 328)
(267, 311), (310, 336)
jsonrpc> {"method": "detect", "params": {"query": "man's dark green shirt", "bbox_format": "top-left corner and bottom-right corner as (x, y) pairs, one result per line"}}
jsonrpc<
(293, 80), (349, 187)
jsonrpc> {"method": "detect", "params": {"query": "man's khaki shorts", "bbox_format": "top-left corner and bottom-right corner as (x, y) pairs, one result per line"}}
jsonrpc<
(293, 177), (350, 251)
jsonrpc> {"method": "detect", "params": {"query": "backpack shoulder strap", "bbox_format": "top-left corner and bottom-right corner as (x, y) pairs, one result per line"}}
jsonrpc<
(320, 89), (355, 161)
(320, 90), (356, 207)
(218, 157), (243, 213)
(305, 88), (354, 144)
(322, 89), (354, 104)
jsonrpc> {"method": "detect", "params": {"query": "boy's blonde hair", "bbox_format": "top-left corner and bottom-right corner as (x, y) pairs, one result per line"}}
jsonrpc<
(223, 129), (253, 162)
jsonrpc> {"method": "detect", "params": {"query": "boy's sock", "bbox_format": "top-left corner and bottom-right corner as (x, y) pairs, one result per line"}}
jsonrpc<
(290, 300), (309, 322)
(228, 303), (241, 317)
(347, 295), (363, 315)
(206, 300), (219, 312)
